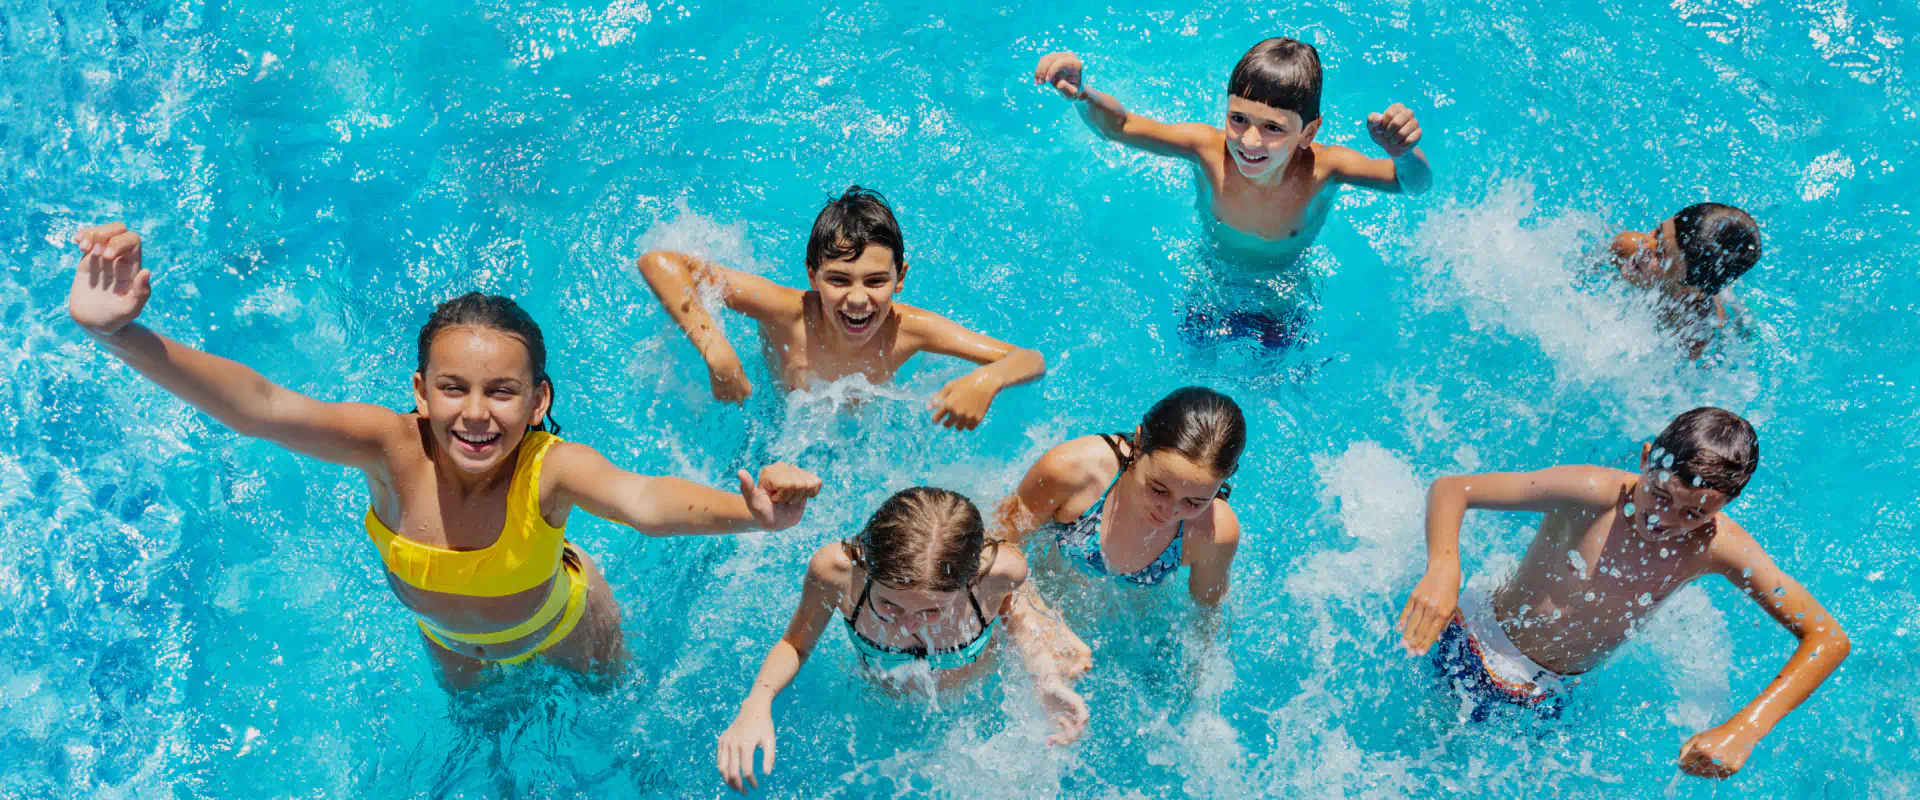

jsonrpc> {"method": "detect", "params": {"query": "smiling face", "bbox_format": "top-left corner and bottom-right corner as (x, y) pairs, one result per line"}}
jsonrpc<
(1224, 96), (1319, 181)
(1627, 443), (1732, 541)
(809, 244), (904, 345)
(1126, 448), (1225, 528)
(412, 326), (551, 475)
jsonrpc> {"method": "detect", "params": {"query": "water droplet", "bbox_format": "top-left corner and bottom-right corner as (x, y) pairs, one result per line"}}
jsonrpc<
(1623, 502), (1636, 516)
(1638, 592), (1653, 606)
(1691, 475), (1703, 487)
(1567, 549), (1589, 578)
(1658, 470), (1671, 483)
(1741, 568), (1753, 578)
(1662, 453), (1675, 468)
(1583, 591), (1596, 601)
(1660, 548), (1670, 558)
(1649, 513), (1662, 527)
(1772, 586), (1786, 597)
(1651, 446), (1666, 462)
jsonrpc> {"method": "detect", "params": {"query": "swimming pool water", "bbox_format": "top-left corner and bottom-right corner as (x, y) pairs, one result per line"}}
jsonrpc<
(3, 0), (1916, 796)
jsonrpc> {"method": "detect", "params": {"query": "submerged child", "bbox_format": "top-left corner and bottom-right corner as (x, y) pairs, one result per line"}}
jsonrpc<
(637, 186), (1045, 431)
(715, 487), (1087, 794)
(1033, 38), (1432, 348)
(67, 223), (822, 688)
(996, 387), (1247, 678)
(1608, 203), (1762, 360)
(1396, 407), (1848, 779)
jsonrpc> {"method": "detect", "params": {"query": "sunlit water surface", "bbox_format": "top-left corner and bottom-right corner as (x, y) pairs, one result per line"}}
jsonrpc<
(3, 0), (1916, 796)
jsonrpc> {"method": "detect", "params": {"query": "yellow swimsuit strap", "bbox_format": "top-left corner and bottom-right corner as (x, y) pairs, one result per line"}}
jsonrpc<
(364, 431), (566, 598)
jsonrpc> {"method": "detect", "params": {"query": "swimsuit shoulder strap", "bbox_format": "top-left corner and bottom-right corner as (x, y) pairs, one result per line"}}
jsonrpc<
(966, 541), (1003, 627)
(847, 545), (875, 626)
(1097, 433), (1135, 471)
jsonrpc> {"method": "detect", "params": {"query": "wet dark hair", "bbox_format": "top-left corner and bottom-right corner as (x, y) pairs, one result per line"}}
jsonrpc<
(415, 292), (562, 435)
(806, 185), (905, 273)
(849, 487), (987, 593)
(1672, 203), (1761, 295)
(1650, 407), (1758, 498)
(1227, 38), (1323, 123)
(1118, 387), (1247, 500)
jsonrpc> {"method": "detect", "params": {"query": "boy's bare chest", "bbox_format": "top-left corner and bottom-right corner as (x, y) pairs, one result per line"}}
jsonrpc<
(760, 321), (906, 389)
(1553, 511), (1711, 604)
(1198, 159), (1329, 242)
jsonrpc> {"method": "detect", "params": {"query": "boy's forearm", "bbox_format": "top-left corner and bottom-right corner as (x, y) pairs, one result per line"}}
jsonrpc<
(1422, 479), (1468, 573)
(977, 347), (1045, 391)
(1394, 149), (1433, 195)
(1729, 629), (1850, 737)
(636, 251), (737, 361)
(1074, 88), (1131, 141)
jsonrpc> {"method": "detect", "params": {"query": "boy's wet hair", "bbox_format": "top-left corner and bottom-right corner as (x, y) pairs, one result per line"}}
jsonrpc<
(851, 487), (986, 593)
(1673, 203), (1761, 295)
(416, 292), (562, 435)
(806, 185), (906, 273)
(1228, 38), (1323, 123)
(1650, 407), (1758, 498)
(1129, 386), (1247, 499)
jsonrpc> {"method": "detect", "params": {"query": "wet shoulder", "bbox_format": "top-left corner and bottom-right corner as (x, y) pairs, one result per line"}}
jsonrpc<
(979, 544), (1030, 599)
(1185, 497), (1240, 559)
(1309, 142), (1367, 180)
(1029, 436), (1123, 522)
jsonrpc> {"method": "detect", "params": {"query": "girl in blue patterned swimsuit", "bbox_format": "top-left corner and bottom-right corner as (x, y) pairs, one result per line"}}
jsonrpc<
(995, 387), (1248, 680)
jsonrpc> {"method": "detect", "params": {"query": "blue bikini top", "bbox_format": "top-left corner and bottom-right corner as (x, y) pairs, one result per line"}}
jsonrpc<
(1047, 434), (1186, 587)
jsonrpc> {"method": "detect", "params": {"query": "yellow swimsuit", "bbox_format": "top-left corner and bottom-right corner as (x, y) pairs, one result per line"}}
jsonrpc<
(363, 431), (589, 665)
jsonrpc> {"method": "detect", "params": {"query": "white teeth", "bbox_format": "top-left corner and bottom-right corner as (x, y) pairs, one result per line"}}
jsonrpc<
(452, 430), (499, 445)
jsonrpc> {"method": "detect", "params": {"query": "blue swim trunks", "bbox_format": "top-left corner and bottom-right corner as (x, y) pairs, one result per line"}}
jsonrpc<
(1429, 589), (1578, 721)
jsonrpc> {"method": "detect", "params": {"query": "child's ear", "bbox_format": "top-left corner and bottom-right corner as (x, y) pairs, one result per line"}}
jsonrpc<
(897, 261), (910, 289)
(1639, 442), (1653, 471)
(1301, 118), (1322, 146)
(412, 372), (429, 415)
(533, 379), (553, 428)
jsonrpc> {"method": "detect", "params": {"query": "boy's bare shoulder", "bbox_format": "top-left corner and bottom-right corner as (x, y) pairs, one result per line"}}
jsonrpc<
(1310, 142), (1374, 177)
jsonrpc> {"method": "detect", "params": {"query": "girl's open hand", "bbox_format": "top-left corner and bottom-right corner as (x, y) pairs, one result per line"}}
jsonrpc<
(716, 706), (777, 794)
(68, 223), (151, 336)
(1037, 679), (1089, 746)
(1033, 52), (1086, 99)
(738, 463), (821, 531)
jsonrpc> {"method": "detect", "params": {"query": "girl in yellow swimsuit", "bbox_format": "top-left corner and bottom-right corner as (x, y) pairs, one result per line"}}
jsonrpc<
(66, 222), (823, 688)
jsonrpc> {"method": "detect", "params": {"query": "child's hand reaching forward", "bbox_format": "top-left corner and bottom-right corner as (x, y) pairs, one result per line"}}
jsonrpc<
(68, 223), (151, 336)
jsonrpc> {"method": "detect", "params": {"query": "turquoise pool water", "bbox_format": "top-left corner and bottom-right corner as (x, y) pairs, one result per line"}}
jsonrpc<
(4, 0), (1916, 795)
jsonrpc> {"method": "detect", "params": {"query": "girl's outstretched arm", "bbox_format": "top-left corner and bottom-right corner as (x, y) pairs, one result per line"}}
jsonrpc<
(67, 223), (403, 469)
(544, 442), (820, 536)
(716, 544), (844, 794)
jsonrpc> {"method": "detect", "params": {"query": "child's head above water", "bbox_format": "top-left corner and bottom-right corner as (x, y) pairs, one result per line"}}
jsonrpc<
(1631, 407), (1759, 540)
(1673, 203), (1762, 295)
(806, 185), (907, 344)
(1627, 203), (1762, 296)
(413, 292), (561, 473)
(856, 487), (985, 593)
(1224, 38), (1324, 179)
(1126, 387), (1248, 521)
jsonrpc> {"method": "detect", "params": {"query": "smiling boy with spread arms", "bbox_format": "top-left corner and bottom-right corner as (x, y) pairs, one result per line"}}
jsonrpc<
(1034, 37), (1432, 265)
(1397, 408), (1849, 779)
(637, 186), (1045, 430)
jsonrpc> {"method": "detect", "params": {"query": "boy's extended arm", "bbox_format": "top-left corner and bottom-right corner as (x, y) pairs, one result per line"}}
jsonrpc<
(717, 551), (842, 793)
(1034, 51), (1215, 161)
(635, 250), (798, 403)
(1329, 104), (1432, 195)
(546, 442), (821, 535)
(69, 223), (400, 471)
(906, 309), (1046, 431)
(1397, 466), (1616, 653)
(1677, 523), (1851, 779)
